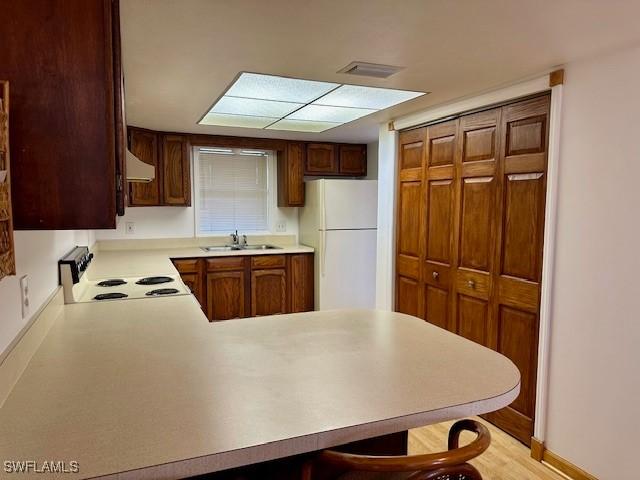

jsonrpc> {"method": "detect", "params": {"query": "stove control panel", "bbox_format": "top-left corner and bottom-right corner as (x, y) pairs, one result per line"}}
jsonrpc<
(59, 246), (94, 285)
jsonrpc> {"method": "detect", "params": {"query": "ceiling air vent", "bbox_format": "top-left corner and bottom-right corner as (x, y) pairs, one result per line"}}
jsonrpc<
(338, 61), (404, 79)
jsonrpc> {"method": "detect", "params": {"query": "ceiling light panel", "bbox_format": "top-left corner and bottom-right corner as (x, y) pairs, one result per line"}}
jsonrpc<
(225, 72), (339, 103)
(200, 112), (277, 129)
(287, 104), (376, 123)
(198, 72), (427, 132)
(211, 96), (303, 118)
(313, 84), (425, 110)
(266, 119), (339, 133)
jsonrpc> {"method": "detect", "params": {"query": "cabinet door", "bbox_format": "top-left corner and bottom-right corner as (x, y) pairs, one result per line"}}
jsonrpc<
(162, 134), (191, 206)
(1, 0), (122, 229)
(289, 254), (314, 313)
(278, 143), (305, 207)
(339, 144), (367, 176)
(128, 129), (161, 206)
(207, 271), (246, 321)
(305, 143), (338, 174)
(180, 272), (204, 309)
(251, 269), (287, 316)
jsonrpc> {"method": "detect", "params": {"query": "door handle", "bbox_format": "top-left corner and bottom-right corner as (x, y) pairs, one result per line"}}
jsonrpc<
(432, 271), (439, 280)
(467, 279), (476, 289)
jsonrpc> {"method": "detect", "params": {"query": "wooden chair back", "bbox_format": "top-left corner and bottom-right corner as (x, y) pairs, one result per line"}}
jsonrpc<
(304, 419), (490, 480)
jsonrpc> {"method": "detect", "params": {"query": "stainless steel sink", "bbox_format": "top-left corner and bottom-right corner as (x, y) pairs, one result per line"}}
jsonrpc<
(243, 244), (282, 250)
(201, 245), (242, 252)
(201, 244), (281, 252)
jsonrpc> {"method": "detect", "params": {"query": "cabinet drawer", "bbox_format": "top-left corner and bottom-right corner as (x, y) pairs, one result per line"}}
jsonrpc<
(172, 258), (200, 273)
(206, 256), (246, 272)
(251, 255), (286, 269)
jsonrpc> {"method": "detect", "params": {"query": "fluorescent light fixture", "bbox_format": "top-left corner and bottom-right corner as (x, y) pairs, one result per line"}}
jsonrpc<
(225, 72), (339, 103)
(266, 119), (340, 133)
(287, 104), (376, 123)
(200, 112), (277, 129)
(199, 72), (427, 132)
(314, 84), (425, 110)
(212, 96), (303, 118)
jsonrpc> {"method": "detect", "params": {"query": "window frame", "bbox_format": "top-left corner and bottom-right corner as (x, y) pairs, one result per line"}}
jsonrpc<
(193, 146), (276, 237)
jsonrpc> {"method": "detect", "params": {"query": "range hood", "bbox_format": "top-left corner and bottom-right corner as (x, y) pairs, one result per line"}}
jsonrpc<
(126, 149), (155, 183)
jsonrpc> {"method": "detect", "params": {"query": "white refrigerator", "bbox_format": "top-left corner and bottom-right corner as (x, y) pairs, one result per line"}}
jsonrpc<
(299, 179), (378, 310)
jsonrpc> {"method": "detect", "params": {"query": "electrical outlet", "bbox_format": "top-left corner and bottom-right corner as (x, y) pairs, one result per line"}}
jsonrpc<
(275, 221), (287, 233)
(20, 275), (30, 319)
(125, 222), (135, 235)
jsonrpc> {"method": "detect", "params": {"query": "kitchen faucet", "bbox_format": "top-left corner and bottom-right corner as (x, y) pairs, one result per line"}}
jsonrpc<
(229, 230), (247, 248)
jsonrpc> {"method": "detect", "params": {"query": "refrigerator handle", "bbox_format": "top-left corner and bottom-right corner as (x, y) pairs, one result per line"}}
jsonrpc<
(321, 229), (326, 277)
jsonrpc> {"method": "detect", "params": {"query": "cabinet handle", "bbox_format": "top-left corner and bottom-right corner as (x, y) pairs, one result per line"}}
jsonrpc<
(467, 280), (476, 289)
(432, 271), (439, 280)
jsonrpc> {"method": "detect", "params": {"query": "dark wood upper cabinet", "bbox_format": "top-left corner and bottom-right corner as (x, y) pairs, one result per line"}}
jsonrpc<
(128, 129), (161, 206)
(339, 144), (367, 176)
(305, 143), (338, 175)
(162, 135), (191, 206)
(127, 128), (191, 207)
(277, 142), (305, 207)
(0, 0), (125, 229)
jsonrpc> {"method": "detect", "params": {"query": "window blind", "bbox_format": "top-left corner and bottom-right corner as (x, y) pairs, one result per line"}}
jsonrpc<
(197, 148), (270, 233)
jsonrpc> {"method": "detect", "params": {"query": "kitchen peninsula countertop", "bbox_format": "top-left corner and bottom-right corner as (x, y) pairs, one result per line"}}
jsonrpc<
(0, 298), (519, 480)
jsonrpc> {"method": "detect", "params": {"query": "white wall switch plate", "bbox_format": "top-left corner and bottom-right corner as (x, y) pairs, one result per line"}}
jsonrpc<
(20, 275), (30, 319)
(275, 221), (287, 233)
(125, 222), (135, 234)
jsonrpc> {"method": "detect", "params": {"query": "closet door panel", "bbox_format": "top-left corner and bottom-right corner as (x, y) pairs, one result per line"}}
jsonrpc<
(396, 275), (420, 317)
(501, 173), (545, 281)
(397, 182), (422, 257)
(425, 180), (453, 264)
(458, 177), (495, 272)
(425, 285), (449, 330)
(456, 294), (488, 346)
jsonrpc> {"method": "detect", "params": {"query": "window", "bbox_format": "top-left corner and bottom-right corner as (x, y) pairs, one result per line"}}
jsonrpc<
(195, 147), (271, 234)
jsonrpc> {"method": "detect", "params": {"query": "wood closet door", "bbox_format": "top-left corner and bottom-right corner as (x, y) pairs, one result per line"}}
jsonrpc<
(483, 95), (550, 446)
(395, 128), (426, 318)
(423, 121), (457, 330)
(452, 109), (501, 345)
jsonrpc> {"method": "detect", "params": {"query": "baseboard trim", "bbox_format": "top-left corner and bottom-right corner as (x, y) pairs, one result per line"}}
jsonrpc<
(530, 437), (598, 480)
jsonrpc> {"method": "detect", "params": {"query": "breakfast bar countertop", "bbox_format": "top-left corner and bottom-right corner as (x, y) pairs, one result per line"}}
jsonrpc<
(0, 298), (520, 480)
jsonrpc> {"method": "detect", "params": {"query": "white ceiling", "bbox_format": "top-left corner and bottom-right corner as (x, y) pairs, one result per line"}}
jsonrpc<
(120, 0), (640, 143)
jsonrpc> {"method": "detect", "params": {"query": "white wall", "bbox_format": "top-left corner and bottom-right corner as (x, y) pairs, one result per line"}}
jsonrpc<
(544, 44), (640, 479)
(0, 230), (93, 355)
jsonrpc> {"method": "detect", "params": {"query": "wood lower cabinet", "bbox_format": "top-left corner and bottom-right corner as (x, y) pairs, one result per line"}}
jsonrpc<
(251, 269), (287, 316)
(173, 253), (314, 322)
(289, 254), (314, 313)
(207, 271), (247, 321)
(394, 94), (551, 446)
(128, 127), (191, 207)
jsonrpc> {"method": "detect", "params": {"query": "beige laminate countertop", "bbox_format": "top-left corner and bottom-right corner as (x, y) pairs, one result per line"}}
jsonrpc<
(85, 244), (315, 279)
(0, 295), (520, 480)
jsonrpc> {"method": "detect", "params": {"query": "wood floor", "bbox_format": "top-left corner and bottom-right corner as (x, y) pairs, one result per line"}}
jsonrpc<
(409, 417), (566, 480)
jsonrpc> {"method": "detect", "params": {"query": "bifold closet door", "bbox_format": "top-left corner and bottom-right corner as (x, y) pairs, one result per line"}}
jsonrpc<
(422, 120), (457, 330)
(395, 128), (426, 318)
(483, 95), (550, 445)
(451, 108), (501, 345)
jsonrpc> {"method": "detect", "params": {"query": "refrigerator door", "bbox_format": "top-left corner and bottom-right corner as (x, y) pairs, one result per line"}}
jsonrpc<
(322, 180), (378, 230)
(318, 229), (377, 310)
